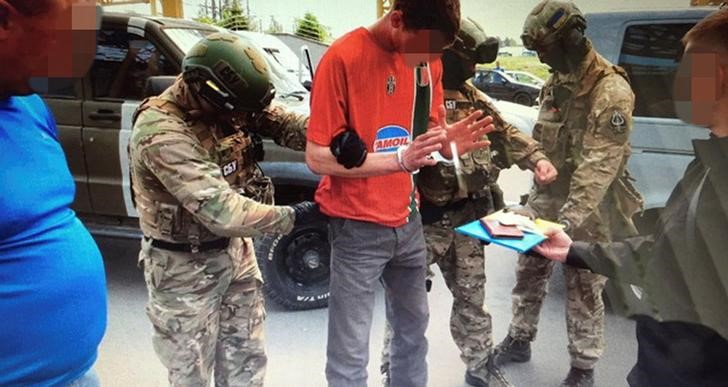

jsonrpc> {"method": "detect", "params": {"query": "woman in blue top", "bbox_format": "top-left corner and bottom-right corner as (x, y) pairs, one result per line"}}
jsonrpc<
(0, 1), (107, 386)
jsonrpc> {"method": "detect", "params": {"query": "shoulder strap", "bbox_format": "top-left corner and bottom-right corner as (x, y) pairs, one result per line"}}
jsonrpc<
(132, 97), (187, 127)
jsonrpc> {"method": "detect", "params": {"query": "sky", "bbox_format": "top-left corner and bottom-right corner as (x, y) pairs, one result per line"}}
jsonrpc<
(113, 0), (696, 41)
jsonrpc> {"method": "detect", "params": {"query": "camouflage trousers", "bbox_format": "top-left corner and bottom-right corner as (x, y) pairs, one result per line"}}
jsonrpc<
(140, 238), (266, 387)
(382, 210), (493, 372)
(509, 254), (607, 369)
(508, 185), (610, 370)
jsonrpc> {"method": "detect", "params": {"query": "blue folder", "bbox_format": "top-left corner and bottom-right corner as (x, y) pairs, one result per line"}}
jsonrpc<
(454, 220), (546, 254)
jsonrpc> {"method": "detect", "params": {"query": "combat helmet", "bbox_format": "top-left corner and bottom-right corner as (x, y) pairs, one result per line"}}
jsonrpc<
(449, 17), (499, 64)
(182, 32), (275, 112)
(521, 0), (586, 50)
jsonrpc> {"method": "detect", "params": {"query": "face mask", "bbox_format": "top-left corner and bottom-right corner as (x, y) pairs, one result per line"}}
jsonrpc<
(673, 52), (723, 127)
(538, 43), (570, 74)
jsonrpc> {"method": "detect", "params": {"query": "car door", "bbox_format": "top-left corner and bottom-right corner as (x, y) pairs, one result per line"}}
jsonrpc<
(487, 71), (512, 100)
(612, 20), (708, 211)
(42, 80), (93, 214)
(82, 20), (178, 218)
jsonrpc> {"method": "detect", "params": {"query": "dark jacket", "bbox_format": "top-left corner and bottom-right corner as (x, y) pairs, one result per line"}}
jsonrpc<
(568, 135), (728, 386)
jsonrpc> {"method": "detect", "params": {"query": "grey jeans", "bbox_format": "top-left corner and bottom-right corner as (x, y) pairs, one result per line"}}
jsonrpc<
(326, 216), (429, 387)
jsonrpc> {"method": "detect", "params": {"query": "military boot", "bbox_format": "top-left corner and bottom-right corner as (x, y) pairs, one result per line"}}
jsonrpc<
(560, 367), (594, 387)
(493, 335), (531, 364)
(465, 356), (513, 387)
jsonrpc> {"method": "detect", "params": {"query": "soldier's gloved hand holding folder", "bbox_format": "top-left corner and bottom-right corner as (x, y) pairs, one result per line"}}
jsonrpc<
(454, 209), (564, 253)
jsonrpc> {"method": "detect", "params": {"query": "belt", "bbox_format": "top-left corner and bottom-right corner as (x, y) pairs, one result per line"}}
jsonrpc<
(145, 237), (230, 253)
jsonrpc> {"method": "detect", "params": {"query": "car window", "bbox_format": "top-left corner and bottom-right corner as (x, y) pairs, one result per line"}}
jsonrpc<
(163, 28), (213, 56)
(90, 29), (177, 101)
(36, 79), (80, 99)
(618, 23), (694, 119)
(491, 72), (506, 83)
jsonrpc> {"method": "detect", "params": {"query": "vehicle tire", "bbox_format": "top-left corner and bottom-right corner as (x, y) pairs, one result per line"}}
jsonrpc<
(514, 92), (533, 106)
(254, 220), (330, 310)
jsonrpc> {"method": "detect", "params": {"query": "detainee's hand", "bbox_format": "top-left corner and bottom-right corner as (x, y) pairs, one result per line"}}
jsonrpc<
(534, 159), (558, 185)
(433, 105), (494, 159)
(401, 129), (447, 171)
(532, 229), (572, 263)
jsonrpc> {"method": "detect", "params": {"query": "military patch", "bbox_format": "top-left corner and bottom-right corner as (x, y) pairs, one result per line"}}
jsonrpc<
(244, 46), (268, 75)
(445, 99), (457, 110)
(386, 75), (396, 96)
(222, 160), (237, 177)
(186, 43), (207, 58)
(610, 110), (627, 134)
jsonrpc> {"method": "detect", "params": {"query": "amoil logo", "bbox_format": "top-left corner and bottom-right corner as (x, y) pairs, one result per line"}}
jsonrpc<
(373, 126), (410, 153)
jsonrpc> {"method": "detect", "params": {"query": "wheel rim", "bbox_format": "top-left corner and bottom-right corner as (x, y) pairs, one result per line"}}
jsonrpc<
(515, 94), (531, 106)
(281, 225), (330, 287)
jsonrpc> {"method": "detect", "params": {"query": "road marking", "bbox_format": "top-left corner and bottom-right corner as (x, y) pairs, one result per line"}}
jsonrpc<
(120, 101), (141, 218)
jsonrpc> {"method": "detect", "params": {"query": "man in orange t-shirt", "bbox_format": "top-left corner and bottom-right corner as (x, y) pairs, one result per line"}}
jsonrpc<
(305, 1), (494, 386)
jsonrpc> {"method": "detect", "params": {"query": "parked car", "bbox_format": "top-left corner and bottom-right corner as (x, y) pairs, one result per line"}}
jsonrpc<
(585, 7), (717, 233)
(505, 70), (545, 88)
(472, 69), (540, 106)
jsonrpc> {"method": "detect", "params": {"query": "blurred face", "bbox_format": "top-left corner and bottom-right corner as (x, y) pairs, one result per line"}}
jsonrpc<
(0, 0), (98, 95)
(673, 40), (728, 127)
(390, 11), (450, 67)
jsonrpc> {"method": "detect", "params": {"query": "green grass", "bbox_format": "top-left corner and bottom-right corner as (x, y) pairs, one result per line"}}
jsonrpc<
(477, 56), (551, 82)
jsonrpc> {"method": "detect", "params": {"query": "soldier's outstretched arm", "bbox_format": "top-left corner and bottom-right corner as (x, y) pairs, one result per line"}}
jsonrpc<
(569, 236), (654, 285)
(535, 229), (655, 285)
(559, 76), (635, 229)
(471, 88), (548, 170)
(250, 101), (309, 151)
(139, 134), (295, 238)
(499, 122), (550, 170)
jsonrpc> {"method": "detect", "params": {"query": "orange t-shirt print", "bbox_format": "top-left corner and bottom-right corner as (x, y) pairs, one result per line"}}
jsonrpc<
(307, 28), (443, 227)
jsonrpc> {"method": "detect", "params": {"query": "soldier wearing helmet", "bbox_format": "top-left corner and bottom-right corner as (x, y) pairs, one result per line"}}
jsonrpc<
(379, 18), (557, 387)
(129, 32), (322, 386)
(494, 2), (643, 387)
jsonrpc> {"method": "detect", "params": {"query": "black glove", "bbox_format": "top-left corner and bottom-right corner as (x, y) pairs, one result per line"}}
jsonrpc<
(330, 129), (367, 169)
(291, 201), (328, 227)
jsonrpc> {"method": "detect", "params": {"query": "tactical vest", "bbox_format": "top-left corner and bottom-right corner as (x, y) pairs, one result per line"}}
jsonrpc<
(533, 53), (643, 234)
(130, 96), (273, 243)
(418, 88), (500, 208)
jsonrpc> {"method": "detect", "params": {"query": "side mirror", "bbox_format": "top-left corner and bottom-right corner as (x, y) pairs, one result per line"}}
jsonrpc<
(143, 76), (176, 98)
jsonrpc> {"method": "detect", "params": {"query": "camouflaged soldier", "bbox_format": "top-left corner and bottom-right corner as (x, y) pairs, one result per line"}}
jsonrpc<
(380, 18), (557, 387)
(494, 2), (644, 387)
(129, 32), (322, 387)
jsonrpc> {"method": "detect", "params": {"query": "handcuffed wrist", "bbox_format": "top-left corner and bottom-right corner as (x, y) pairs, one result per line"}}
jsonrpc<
(396, 145), (419, 174)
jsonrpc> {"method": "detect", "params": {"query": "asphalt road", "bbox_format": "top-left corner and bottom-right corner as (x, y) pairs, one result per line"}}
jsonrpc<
(94, 167), (637, 387)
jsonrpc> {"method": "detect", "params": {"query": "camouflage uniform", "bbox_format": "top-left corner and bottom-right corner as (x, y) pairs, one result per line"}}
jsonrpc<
(130, 76), (307, 386)
(508, 46), (642, 370)
(382, 82), (547, 373)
